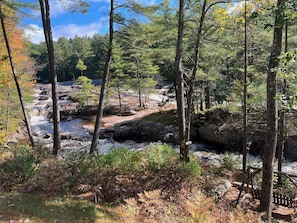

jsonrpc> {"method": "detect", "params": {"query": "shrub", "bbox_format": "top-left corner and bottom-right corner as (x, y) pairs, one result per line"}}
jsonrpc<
(75, 147), (143, 176)
(182, 159), (201, 178)
(144, 143), (179, 170)
(0, 146), (40, 184)
(222, 152), (237, 171)
(99, 147), (143, 173)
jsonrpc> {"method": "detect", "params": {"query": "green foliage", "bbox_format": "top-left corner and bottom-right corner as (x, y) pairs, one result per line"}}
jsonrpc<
(144, 143), (179, 170)
(221, 153), (237, 171)
(98, 148), (143, 173)
(74, 75), (94, 105)
(184, 159), (201, 178)
(75, 58), (87, 75)
(0, 146), (40, 183)
(59, 0), (90, 14)
(75, 147), (143, 178)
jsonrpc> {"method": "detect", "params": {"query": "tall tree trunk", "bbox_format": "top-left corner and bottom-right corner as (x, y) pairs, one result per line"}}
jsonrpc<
(137, 73), (142, 108)
(175, 0), (187, 162)
(260, 0), (285, 220)
(39, 0), (61, 155)
(116, 82), (122, 112)
(242, 0), (248, 175)
(205, 83), (211, 109)
(186, 0), (207, 148)
(277, 20), (288, 185)
(90, 0), (114, 154)
(0, 5), (35, 148)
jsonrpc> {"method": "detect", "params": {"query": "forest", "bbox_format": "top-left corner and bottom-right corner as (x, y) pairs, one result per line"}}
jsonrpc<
(1, 0), (297, 222)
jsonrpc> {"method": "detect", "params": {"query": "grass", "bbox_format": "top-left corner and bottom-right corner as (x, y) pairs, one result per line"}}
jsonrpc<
(0, 192), (116, 223)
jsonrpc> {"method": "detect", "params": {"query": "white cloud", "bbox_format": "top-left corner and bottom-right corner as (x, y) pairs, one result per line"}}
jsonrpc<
(49, 0), (66, 18)
(53, 20), (107, 40)
(24, 17), (108, 44)
(24, 24), (45, 44)
(28, 0), (65, 19)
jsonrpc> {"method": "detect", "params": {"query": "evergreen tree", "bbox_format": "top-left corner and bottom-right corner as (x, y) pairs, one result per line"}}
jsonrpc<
(75, 58), (87, 76)
(109, 41), (128, 111)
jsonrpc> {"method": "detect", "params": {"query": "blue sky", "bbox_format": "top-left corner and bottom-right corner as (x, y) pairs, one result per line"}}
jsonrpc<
(21, 0), (164, 44)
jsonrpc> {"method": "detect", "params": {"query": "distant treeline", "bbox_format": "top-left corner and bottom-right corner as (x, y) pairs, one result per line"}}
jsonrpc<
(28, 34), (109, 82)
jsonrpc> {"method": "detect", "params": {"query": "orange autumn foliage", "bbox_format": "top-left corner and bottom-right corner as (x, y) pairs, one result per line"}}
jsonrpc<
(0, 4), (35, 144)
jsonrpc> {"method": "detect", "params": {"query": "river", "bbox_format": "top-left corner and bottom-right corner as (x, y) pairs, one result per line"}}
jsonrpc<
(26, 82), (297, 176)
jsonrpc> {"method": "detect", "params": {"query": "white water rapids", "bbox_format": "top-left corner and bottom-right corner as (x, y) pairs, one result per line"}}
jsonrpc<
(26, 83), (297, 176)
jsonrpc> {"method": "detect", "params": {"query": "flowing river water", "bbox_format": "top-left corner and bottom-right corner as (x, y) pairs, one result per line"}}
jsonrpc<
(26, 83), (297, 176)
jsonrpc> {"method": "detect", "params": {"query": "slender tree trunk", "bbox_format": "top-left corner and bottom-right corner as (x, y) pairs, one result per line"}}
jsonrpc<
(186, 0), (207, 148)
(242, 0), (248, 175)
(137, 72), (142, 108)
(90, 0), (114, 154)
(0, 5), (35, 148)
(175, 0), (187, 162)
(205, 83), (211, 109)
(260, 0), (285, 221)
(236, 0), (248, 204)
(277, 20), (288, 185)
(117, 83), (122, 112)
(39, 0), (61, 155)
(5, 90), (10, 138)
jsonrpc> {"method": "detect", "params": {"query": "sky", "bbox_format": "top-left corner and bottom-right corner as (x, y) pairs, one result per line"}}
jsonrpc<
(21, 0), (162, 44)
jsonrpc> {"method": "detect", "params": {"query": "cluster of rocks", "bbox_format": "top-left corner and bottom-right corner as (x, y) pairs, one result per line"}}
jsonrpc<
(101, 121), (179, 144)
(193, 108), (297, 161)
(26, 83), (297, 161)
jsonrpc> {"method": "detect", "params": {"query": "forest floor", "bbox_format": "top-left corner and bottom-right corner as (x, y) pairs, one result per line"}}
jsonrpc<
(1, 138), (297, 222)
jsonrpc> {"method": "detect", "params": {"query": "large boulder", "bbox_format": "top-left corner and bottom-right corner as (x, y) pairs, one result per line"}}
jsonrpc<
(193, 108), (266, 155)
(285, 136), (297, 161)
(112, 121), (179, 144)
(198, 124), (243, 152)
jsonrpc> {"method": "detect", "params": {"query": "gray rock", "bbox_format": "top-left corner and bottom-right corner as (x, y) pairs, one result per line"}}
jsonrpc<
(285, 136), (297, 161)
(213, 179), (232, 199)
(112, 121), (179, 144)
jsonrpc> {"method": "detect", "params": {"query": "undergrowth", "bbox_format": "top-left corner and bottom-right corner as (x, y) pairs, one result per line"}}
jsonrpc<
(0, 143), (263, 222)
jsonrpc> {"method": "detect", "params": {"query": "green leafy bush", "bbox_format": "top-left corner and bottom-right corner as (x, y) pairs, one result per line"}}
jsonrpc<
(182, 159), (201, 178)
(144, 143), (179, 170)
(98, 147), (143, 173)
(222, 153), (237, 171)
(76, 147), (143, 176)
(0, 146), (40, 183)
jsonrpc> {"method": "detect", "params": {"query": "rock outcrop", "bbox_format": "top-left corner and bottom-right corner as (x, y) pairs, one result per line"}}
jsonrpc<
(108, 121), (179, 144)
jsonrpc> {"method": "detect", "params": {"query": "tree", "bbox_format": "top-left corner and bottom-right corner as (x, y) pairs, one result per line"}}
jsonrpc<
(125, 50), (158, 108)
(0, 0), (35, 147)
(175, 0), (231, 162)
(260, 0), (285, 221)
(75, 76), (93, 106)
(175, 0), (187, 162)
(55, 37), (73, 81)
(90, 0), (114, 154)
(39, 0), (61, 155)
(75, 58), (87, 76)
(109, 41), (128, 111)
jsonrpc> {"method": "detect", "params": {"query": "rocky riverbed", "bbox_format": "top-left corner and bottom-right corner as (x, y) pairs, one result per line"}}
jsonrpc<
(19, 82), (297, 176)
